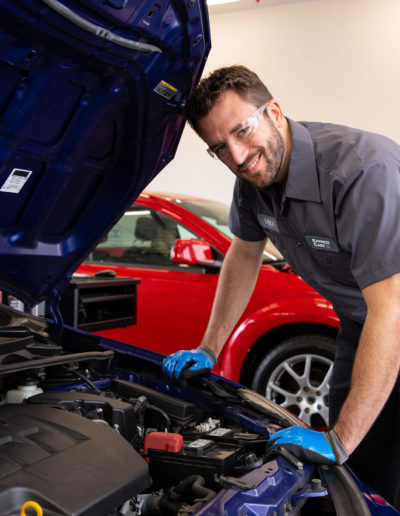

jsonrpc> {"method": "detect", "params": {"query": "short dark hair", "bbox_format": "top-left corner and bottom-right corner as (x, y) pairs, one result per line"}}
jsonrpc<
(185, 65), (273, 134)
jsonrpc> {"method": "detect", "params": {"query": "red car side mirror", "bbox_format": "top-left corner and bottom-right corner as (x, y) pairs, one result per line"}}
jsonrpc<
(171, 239), (215, 266)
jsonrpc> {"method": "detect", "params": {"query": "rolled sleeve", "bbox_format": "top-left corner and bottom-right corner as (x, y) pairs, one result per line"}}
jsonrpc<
(336, 158), (400, 289)
(228, 179), (267, 241)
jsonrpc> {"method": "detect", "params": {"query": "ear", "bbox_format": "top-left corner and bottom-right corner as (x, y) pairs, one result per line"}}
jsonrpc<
(266, 100), (285, 129)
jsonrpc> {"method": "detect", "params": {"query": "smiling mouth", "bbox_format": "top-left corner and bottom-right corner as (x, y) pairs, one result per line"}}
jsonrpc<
(241, 152), (261, 175)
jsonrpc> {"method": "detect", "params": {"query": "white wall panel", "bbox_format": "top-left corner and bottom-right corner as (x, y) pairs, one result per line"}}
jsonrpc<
(150, 0), (400, 205)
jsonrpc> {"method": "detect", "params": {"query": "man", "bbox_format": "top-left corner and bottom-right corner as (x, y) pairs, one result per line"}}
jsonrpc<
(162, 65), (400, 506)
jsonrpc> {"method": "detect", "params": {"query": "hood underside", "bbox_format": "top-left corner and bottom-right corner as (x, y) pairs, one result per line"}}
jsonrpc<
(0, 0), (210, 309)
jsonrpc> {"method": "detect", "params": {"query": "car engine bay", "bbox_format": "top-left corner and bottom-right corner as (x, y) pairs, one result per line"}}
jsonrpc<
(0, 306), (362, 516)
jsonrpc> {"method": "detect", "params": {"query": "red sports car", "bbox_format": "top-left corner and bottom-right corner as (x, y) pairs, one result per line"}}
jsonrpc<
(78, 191), (339, 427)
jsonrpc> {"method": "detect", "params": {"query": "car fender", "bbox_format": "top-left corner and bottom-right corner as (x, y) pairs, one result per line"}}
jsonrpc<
(214, 297), (339, 382)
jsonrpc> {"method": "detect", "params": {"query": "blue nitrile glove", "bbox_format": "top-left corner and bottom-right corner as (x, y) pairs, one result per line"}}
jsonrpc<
(269, 426), (348, 466)
(162, 346), (217, 380)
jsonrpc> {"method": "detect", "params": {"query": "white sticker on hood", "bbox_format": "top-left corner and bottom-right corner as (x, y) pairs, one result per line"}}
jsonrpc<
(0, 168), (32, 194)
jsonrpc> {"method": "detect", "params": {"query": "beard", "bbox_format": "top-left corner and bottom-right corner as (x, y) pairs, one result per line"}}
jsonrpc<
(236, 120), (285, 189)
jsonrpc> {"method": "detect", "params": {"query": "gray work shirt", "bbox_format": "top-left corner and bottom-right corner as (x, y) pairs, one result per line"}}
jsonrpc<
(228, 119), (400, 323)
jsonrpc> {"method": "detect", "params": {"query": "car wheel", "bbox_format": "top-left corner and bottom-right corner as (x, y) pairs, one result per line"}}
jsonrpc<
(250, 335), (335, 428)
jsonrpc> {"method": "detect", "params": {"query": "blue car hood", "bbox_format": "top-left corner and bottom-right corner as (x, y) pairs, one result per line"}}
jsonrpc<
(0, 0), (210, 309)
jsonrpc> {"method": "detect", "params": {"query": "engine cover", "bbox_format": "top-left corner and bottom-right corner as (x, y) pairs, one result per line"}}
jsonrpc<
(0, 404), (151, 515)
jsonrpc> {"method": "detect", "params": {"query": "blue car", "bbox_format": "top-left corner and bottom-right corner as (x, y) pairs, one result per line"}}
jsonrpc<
(0, 1), (397, 515)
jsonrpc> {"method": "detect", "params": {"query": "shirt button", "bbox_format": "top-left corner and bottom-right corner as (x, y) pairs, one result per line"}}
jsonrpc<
(296, 241), (302, 248)
(326, 256), (332, 264)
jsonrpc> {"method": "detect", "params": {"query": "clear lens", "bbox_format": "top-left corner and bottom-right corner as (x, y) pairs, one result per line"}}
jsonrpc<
(206, 103), (267, 161)
(207, 148), (218, 160)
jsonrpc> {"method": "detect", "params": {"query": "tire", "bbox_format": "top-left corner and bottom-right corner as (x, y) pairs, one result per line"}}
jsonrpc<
(250, 335), (335, 428)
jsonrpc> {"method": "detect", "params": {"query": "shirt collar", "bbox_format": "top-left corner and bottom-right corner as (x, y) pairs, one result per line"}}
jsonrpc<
(283, 119), (321, 204)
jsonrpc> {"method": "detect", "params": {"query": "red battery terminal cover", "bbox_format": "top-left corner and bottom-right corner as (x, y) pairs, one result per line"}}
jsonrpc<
(144, 432), (184, 456)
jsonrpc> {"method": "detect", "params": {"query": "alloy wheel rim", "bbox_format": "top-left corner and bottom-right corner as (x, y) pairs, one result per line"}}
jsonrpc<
(265, 353), (333, 427)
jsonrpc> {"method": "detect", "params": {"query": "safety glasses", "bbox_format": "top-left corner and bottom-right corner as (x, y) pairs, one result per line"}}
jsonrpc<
(207, 103), (268, 161)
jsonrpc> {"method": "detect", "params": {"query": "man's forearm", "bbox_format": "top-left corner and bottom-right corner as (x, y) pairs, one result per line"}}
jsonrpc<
(333, 275), (400, 454)
(200, 237), (266, 357)
(333, 318), (400, 453)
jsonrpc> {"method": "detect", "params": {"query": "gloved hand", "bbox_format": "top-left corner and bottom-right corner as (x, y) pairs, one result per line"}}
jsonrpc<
(162, 346), (217, 380)
(269, 426), (348, 466)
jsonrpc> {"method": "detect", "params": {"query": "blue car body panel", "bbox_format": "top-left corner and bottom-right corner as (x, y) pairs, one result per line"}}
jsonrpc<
(0, 0), (210, 308)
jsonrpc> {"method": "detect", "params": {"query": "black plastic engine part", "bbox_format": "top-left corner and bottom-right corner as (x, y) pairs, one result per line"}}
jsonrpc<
(112, 379), (196, 425)
(134, 476), (217, 516)
(0, 404), (151, 515)
(148, 440), (238, 486)
(27, 389), (138, 442)
(205, 429), (269, 453)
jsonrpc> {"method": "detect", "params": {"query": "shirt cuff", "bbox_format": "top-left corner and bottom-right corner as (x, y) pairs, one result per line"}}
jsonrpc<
(327, 429), (349, 465)
(197, 345), (217, 364)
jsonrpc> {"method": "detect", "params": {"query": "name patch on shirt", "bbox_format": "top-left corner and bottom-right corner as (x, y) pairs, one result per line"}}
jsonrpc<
(306, 235), (339, 252)
(258, 214), (279, 233)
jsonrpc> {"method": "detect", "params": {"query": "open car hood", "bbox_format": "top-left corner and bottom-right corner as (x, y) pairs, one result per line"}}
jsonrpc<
(0, 0), (210, 310)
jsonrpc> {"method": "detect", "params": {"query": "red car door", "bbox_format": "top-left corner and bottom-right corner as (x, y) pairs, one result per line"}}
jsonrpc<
(78, 203), (221, 355)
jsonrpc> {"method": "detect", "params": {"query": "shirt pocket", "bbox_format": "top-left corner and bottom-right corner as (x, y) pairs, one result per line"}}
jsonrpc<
(311, 248), (356, 285)
(278, 234), (357, 288)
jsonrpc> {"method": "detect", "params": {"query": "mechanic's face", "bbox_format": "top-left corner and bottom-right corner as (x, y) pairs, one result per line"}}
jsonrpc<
(198, 90), (290, 188)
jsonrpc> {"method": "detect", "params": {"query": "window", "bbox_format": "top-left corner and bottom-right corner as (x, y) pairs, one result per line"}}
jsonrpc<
(174, 198), (284, 263)
(86, 207), (198, 266)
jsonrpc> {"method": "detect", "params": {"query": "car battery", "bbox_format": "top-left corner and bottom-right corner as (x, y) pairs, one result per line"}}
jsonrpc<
(204, 428), (269, 455)
(147, 437), (238, 487)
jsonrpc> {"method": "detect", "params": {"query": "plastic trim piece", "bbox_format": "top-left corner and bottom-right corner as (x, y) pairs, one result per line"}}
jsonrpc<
(0, 350), (114, 375)
(39, 0), (162, 53)
(321, 465), (371, 516)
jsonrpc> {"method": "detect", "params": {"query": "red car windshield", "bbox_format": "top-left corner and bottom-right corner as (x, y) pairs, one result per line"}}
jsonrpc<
(173, 199), (284, 263)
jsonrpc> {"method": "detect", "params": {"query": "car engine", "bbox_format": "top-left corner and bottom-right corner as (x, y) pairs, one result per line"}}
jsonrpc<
(0, 306), (342, 516)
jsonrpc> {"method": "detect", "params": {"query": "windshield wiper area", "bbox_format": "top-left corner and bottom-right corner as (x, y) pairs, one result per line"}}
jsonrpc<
(0, 350), (114, 376)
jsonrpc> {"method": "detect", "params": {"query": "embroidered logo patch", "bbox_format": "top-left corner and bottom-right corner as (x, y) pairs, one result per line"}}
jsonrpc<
(305, 236), (339, 252)
(258, 214), (279, 232)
